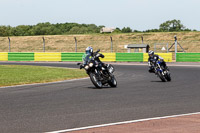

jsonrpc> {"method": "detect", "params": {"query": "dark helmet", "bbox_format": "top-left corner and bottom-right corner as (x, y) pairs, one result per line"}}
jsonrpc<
(148, 50), (154, 56)
(85, 46), (93, 55)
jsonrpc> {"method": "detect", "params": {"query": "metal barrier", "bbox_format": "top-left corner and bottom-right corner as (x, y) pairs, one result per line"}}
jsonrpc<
(0, 52), (176, 62)
(34, 53), (61, 61)
(116, 53), (143, 62)
(8, 53), (34, 61)
(143, 53), (172, 62)
(61, 53), (83, 61)
(0, 53), (8, 61)
(176, 53), (200, 62)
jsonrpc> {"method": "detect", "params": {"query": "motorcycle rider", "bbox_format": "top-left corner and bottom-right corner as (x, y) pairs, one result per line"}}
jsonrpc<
(80, 46), (105, 69)
(148, 50), (167, 73)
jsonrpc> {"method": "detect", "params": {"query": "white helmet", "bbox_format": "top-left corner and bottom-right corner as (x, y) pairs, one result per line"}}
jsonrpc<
(148, 50), (154, 56)
(85, 46), (93, 55)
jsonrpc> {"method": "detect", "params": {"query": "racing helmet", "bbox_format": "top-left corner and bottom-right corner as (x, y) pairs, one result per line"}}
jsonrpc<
(148, 50), (154, 56)
(85, 46), (93, 55)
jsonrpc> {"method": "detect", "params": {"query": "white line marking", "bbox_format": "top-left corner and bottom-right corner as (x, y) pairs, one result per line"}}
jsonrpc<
(46, 112), (200, 133)
(0, 77), (89, 89)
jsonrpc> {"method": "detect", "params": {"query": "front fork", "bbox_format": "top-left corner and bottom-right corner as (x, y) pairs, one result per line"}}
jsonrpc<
(156, 63), (165, 76)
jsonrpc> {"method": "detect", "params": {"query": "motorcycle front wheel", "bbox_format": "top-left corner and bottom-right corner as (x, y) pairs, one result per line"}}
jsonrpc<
(165, 71), (171, 81)
(157, 71), (166, 82)
(89, 72), (103, 88)
(108, 75), (117, 87)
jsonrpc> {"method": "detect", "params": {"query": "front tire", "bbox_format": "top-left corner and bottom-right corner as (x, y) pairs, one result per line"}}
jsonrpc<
(165, 71), (171, 81)
(89, 72), (103, 88)
(108, 75), (117, 87)
(157, 71), (166, 82)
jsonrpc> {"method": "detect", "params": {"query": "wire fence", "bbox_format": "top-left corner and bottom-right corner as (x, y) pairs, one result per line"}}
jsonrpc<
(0, 35), (200, 53)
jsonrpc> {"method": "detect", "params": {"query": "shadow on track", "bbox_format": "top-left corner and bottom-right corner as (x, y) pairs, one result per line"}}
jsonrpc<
(87, 86), (117, 89)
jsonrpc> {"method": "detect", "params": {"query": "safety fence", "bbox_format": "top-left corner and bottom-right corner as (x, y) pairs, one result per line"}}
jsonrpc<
(143, 53), (173, 62)
(116, 53), (143, 62)
(8, 53), (34, 61)
(176, 53), (200, 62)
(0, 52), (177, 62)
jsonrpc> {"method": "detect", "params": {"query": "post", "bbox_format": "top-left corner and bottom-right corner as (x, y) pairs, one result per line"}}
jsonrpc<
(74, 37), (77, 52)
(110, 36), (113, 53)
(167, 43), (169, 53)
(174, 35), (177, 61)
(42, 37), (45, 52)
(8, 37), (11, 52)
(141, 36), (143, 44)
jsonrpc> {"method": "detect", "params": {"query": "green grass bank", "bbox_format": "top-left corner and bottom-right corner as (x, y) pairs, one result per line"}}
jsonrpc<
(0, 65), (87, 87)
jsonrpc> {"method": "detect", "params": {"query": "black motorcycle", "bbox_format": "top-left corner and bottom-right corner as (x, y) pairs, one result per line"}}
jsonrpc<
(77, 50), (117, 88)
(153, 61), (171, 82)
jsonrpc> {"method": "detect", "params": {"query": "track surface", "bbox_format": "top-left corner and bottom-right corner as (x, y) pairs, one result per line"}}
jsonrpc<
(0, 62), (200, 133)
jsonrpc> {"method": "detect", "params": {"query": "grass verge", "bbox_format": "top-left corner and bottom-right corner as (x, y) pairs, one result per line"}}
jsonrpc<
(0, 65), (87, 87)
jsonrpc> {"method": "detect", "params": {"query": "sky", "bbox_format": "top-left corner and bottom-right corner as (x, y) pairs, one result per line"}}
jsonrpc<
(0, 0), (200, 31)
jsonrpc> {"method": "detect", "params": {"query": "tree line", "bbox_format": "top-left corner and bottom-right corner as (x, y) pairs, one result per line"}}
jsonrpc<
(0, 19), (197, 36)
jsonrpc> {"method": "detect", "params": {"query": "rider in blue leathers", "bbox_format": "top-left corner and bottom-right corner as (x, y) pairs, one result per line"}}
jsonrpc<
(148, 50), (167, 73)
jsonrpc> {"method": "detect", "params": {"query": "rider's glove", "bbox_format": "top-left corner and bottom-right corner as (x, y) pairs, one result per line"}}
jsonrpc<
(80, 65), (84, 69)
(100, 54), (104, 58)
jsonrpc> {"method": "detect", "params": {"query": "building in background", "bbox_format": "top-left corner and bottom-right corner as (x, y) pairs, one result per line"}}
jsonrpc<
(100, 27), (116, 33)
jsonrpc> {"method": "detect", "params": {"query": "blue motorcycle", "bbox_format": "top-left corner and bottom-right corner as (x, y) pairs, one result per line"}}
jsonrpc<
(154, 61), (171, 82)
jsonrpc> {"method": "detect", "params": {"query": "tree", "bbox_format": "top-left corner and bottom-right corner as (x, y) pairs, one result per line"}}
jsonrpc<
(0, 26), (11, 36)
(113, 27), (121, 33)
(159, 19), (185, 32)
(121, 27), (132, 33)
(69, 26), (80, 34)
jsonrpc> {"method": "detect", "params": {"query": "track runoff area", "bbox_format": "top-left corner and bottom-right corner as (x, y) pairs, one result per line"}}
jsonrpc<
(0, 62), (200, 133)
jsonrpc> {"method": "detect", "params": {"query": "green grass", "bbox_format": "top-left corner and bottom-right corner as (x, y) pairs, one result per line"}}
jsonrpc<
(0, 65), (87, 87)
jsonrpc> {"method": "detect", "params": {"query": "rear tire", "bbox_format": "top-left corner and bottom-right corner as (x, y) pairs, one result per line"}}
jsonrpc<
(89, 72), (102, 88)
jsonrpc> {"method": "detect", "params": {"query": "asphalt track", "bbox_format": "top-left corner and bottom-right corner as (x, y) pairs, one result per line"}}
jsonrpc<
(0, 62), (200, 133)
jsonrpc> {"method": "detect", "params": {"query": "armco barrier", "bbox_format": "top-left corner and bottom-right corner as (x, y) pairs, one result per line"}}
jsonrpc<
(143, 53), (172, 62)
(0, 53), (8, 61)
(61, 53), (84, 61)
(100, 53), (116, 62)
(116, 53), (143, 62)
(0, 52), (176, 62)
(8, 53), (34, 61)
(176, 53), (200, 62)
(34, 53), (61, 61)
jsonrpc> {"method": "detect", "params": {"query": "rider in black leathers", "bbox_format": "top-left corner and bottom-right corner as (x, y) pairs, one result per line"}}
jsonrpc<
(148, 50), (167, 73)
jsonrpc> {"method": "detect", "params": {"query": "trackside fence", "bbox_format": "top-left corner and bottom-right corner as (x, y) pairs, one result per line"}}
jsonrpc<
(143, 53), (172, 62)
(8, 53), (34, 61)
(61, 53), (84, 61)
(116, 53), (143, 62)
(3, 52), (200, 62)
(176, 53), (200, 62)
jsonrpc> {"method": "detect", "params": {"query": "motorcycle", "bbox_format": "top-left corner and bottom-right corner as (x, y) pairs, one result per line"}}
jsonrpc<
(77, 50), (117, 88)
(153, 61), (171, 82)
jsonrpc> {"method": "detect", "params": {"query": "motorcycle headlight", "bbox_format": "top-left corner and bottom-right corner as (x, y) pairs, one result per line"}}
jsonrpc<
(84, 65), (89, 70)
(89, 63), (94, 67)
